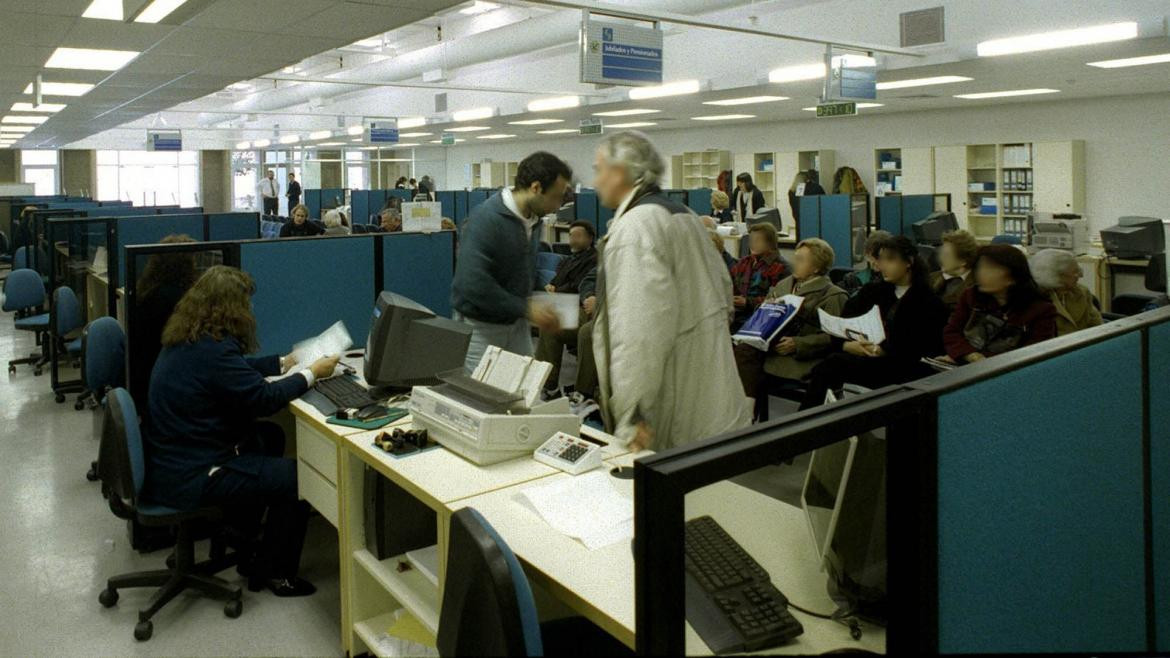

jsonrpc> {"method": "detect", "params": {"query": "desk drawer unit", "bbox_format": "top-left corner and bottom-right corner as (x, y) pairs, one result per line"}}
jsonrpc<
(296, 420), (339, 526)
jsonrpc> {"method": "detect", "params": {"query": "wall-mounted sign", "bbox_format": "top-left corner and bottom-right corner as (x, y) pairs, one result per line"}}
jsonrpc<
(816, 102), (858, 118)
(147, 130), (181, 151)
(826, 54), (877, 101)
(579, 118), (603, 135)
(369, 119), (399, 144)
(580, 16), (663, 86)
(441, 132), (456, 146)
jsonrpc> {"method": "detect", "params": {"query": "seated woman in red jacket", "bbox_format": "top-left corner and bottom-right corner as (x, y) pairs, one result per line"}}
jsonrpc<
(729, 222), (788, 330)
(942, 244), (1058, 363)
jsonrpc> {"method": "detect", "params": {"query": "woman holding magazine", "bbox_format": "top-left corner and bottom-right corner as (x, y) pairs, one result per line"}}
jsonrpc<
(733, 238), (847, 418)
(799, 234), (949, 409)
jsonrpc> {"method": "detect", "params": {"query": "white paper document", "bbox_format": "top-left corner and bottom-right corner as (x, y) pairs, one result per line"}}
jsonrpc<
(817, 306), (887, 344)
(291, 320), (352, 367)
(520, 471), (634, 550)
(530, 291), (581, 330)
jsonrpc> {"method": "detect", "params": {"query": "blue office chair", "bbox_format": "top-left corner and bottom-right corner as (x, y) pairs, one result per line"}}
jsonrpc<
(97, 388), (243, 642)
(990, 234), (1023, 245)
(438, 507), (631, 657)
(0, 231), (10, 264)
(50, 286), (86, 403)
(12, 245), (30, 270)
(4, 268), (50, 375)
(352, 223), (369, 234)
(82, 317), (126, 480)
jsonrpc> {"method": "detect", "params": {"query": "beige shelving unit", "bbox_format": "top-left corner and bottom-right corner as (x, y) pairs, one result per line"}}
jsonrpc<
(470, 159), (519, 188)
(671, 149), (730, 189)
(874, 148), (902, 197)
(753, 153), (776, 208)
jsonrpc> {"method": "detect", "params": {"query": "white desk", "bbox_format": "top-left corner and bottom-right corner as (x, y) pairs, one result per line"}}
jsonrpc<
(453, 452), (886, 654)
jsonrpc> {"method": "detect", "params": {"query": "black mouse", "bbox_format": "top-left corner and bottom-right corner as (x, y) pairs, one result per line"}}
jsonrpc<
(356, 403), (386, 420)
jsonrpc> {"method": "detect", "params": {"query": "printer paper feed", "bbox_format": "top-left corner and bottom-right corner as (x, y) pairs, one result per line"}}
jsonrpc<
(291, 320), (352, 367)
(520, 471), (633, 550)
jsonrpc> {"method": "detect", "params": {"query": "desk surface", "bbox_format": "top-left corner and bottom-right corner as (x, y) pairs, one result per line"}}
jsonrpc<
(454, 452), (886, 654)
(286, 353), (373, 437)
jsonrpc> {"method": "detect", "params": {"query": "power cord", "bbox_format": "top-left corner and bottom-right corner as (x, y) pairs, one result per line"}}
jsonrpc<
(786, 601), (864, 641)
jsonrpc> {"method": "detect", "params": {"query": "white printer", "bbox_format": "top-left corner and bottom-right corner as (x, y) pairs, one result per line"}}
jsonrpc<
(409, 347), (581, 466)
(1031, 213), (1090, 254)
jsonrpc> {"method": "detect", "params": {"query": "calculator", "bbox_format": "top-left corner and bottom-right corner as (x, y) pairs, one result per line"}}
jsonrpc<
(533, 432), (603, 475)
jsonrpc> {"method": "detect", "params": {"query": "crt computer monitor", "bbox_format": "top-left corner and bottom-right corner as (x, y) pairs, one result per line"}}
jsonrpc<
(747, 207), (782, 232)
(1101, 216), (1165, 259)
(556, 203), (575, 223)
(911, 211), (959, 246)
(364, 292), (472, 390)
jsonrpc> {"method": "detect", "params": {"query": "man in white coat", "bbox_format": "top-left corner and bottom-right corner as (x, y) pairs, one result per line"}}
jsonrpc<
(592, 131), (752, 452)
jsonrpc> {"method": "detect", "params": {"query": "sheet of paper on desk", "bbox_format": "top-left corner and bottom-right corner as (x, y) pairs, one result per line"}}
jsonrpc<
(817, 306), (886, 344)
(292, 320), (352, 366)
(520, 471), (633, 550)
(530, 291), (580, 330)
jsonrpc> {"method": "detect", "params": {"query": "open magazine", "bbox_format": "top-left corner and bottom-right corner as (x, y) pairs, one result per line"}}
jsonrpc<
(731, 295), (804, 351)
(817, 306), (887, 344)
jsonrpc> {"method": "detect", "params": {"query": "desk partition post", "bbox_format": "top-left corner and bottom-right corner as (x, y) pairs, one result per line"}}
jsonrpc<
(634, 462), (686, 655)
(1141, 325), (1156, 652)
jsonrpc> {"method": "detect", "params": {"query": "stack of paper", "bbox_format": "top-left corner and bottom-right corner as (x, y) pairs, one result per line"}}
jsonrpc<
(817, 306), (887, 344)
(520, 471), (633, 550)
(291, 320), (352, 366)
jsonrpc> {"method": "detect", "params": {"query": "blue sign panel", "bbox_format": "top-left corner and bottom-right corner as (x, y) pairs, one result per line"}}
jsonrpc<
(148, 131), (181, 151)
(581, 18), (663, 86)
(369, 120), (399, 144)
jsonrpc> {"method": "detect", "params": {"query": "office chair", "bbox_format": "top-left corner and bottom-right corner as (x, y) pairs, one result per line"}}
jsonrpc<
(12, 245), (31, 270)
(828, 267), (854, 286)
(538, 241), (553, 253)
(97, 388), (243, 642)
(80, 317), (125, 480)
(352, 223), (369, 234)
(438, 507), (631, 657)
(3, 268), (50, 375)
(0, 230), (10, 265)
(50, 286), (86, 403)
(990, 234), (1023, 245)
(1107, 253), (1167, 318)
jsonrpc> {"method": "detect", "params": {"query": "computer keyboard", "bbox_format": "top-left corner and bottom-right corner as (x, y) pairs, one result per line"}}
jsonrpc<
(315, 376), (376, 410)
(685, 515), (804, 654)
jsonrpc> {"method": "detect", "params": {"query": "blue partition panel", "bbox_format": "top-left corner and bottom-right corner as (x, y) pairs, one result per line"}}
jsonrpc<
(208, 212), (260, 241)
(468, 189), (490, 213)
(454, 191), (469, 223)
(320, 189), (345, 211)
(436, 191), (455, 222)
(304, 189), (322, 219)
(240, 238), (375, 355)
(820, 195), (852, 269)
(936, 333), (1147, 653)
(381, 232), (455, 318)
(902, 194), (936, 229)
(798, 196), (820, 242)
(877, 196), (902, 235)
(1151, 320), (1170, 651)
(598, 204), (614, 237)
(576, 191), (599, 233)
(350, 190), (371, 226)
(388, 189), (412, 205)
(687, 188), (712, 216)
(115, 214), (205, 285)
(87, 206), (159, 218)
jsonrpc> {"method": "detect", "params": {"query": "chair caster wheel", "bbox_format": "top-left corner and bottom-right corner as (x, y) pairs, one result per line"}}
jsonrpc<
(99, 588), (118, 608)
(224, 598), (243, 618)
(74, 400), (85, 410)
(134, 620), (153, 641)
(86, 464), (99, 482)
(55, 393), (65, 403)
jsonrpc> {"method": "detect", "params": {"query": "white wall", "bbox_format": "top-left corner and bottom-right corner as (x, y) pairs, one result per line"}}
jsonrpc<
(427, 92), (1170, 235)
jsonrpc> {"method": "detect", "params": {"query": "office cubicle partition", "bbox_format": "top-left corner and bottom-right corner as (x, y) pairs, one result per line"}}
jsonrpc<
(798, 194), (870, 269)
(351, 189), (415, 226)
(875, 194), (951, 237)
(634, 306), (1170, 654)
(304, 188), (348, 220)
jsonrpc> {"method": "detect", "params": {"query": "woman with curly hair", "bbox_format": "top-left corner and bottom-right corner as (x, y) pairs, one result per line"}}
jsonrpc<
(145, 265), (338, 597)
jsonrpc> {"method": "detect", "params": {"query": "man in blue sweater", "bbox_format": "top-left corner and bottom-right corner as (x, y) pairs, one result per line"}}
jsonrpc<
(452, 151), (571, 371)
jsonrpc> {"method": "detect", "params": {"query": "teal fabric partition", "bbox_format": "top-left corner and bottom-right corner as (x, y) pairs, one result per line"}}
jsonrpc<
(821, 195), (852, 269)
(877, 196), (902, 235)
(351, 190), (372, 225)
(320, 189), (345, 211)
(1151, 321), (1170, 651)
(437, 191), (455, 222)
(88, 206), (161, 218)
(598, 204), (614, 237)
(207, 212), (260, 241)
(687, 188), (712, 216)
(576, 191), (599, 234)
(798, 196), (820, 242)
(936, 333), (1147, 653)
(381, 231), (455, 318)
(115, 214), (205, 285)
(468, 189), (490, 213)
(903, 195), (936, 230)
(304, 189), (321, 219)
(454, 191), (469, 223)
(387, 189), (412, 205)
(240, 238), (375, 355)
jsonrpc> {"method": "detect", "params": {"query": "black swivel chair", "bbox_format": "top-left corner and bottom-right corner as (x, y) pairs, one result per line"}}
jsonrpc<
(438, 507), (632, 657)
(97, 388), (243, 641)
(1108, 253), (1168, 318)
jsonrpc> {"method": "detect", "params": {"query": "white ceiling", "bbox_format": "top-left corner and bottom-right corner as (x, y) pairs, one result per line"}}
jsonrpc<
(4, 0), (1170, 150)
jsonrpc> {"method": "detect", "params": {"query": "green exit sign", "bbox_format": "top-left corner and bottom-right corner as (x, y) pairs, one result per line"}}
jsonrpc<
(440, 132), (455, 145)
(816, 102), (857, 118)
(579, 119), (603, 136)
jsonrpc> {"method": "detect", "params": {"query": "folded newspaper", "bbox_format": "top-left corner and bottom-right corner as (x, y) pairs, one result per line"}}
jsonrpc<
(817, 306), (887, 344)
(291, 320), (352, 366)
(731, 295), (804, 351)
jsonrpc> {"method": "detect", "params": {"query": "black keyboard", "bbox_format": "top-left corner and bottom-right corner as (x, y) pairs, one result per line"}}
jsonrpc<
(685, 516), (804, 654)
(315, 376), (376, 410)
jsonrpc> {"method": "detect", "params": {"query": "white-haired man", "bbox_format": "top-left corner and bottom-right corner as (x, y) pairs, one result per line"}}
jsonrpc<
(591, 131), (752, 451)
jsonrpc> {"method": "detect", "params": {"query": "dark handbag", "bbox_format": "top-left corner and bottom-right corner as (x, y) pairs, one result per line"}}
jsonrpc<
(963, 309), (1025, 355)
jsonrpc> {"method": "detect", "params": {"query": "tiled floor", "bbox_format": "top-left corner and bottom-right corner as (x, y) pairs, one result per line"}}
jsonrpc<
(0, 322), (343, 656)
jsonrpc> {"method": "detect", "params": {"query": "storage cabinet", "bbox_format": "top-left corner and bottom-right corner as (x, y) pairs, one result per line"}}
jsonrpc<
(1033, 141), (1085, 213)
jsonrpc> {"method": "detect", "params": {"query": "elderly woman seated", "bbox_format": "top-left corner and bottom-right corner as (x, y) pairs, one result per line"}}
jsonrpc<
(1030, 248), (1103, 335)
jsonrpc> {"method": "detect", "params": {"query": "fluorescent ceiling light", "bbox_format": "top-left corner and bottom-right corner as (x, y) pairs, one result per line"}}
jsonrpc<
(1087, 52), (1170, 68)
(23, 82), (94, 97)
(954, 89), (1060, 99)
(977, 21), (1137, 57)
(351, 138), (363, 142)
(135, 0), (190, 23)
(527, 96), (580, 112)
(398, 117), (426, 129)
(252, 138), (271, 147)
(429, 138), (466, 143)
(592, 109), (659, 117)
(399, 132), (432, 138)
(768, 63), (825, 83)
(538, 129), (577, 134)
(508, 118), (563, 126)
(801, 103), (884, 111)
(703, 95), (788, 106)
(279, 134), (300, 144)
(0, 125), (35, 133)
(477, 134), (516, 140)
(876, 75), (972, 90)
(11, 102), (66, 113)
(389, 143), (419, 148)
(460, 1), (499, 15)
(308, 130), (332, 140)
(234, 141), (250, 149)
(452, 107), (495, 122)
(607, 122), (657, 128)
(318, 142), (344, 146)
(2, 115), (48, 125)
(347, 125), (364, 135)
(692, 114), (756, 121)
(227, 83), (252, 92)
(352, 37), (383, 49)
(446, 126), (491, 133)
(83, 0), (123, 20)
(628, 79), (700, 100)
(45, 47), (140, 71)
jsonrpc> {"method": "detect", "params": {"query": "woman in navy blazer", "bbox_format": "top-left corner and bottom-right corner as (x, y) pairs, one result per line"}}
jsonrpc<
(145, 266), (339, 597)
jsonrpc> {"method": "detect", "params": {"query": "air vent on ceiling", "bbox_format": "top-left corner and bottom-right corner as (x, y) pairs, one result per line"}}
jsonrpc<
(900, 7), (945, 47)
(435, 92), (448, 113)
